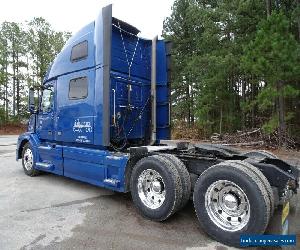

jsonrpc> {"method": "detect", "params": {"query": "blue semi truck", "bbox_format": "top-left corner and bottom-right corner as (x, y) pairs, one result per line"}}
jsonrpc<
(16, 5), (299, 247)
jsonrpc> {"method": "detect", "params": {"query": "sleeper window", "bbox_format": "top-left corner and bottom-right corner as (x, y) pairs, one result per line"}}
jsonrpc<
(69, 77), (88, 100)
(71, 41), (88, 62)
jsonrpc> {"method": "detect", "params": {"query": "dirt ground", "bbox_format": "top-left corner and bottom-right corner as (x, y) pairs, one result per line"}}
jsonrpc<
(0, 124), (26, 135)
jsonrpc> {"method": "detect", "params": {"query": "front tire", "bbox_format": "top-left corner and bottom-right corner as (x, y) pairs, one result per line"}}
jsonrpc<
(22, 143), (40, 177)
(130, 155), (183, 221)
(193, 162), (270, 247)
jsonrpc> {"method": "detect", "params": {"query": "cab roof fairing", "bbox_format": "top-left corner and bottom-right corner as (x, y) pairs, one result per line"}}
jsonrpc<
(43, 21), (96, 84)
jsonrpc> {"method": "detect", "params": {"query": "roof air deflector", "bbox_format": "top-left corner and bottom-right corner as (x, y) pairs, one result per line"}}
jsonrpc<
(112, 17), (140, 35)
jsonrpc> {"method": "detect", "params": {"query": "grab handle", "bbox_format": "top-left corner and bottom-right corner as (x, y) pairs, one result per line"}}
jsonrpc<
(112, 89), (116, 126)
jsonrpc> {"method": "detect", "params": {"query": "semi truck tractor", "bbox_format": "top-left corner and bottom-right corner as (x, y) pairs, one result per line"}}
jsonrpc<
(16, 5), (299, 247)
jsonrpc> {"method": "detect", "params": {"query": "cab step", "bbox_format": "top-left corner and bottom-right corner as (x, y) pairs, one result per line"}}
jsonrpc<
(35, 162), (54, 171)
(103, 178), (120, 187)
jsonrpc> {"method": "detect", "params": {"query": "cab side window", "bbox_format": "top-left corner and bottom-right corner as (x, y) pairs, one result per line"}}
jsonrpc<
(41, 87), (54, 113)
(71, 41), (88, 62)
(69, 77), (88, 100)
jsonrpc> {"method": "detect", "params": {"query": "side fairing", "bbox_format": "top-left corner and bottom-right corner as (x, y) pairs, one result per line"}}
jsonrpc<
(93, 4), (112, 146)
(156, 40), (170, 140)
(17, 132), (130, 192)
(62, 147), (129, 192)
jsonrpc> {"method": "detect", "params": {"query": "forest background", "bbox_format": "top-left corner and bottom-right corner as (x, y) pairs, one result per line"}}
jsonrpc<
(0, 0), (299, 148)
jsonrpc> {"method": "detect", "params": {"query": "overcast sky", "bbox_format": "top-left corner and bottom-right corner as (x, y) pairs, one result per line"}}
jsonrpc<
(0, 0), (174, 38)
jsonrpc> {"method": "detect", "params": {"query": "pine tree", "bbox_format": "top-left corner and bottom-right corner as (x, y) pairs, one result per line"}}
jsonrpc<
(242, 12), (300, 146)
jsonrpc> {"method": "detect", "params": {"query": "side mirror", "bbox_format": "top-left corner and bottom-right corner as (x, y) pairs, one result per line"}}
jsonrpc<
(28, 88), (36, 113)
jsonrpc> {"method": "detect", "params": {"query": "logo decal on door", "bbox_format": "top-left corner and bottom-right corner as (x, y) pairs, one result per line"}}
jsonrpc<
(73, 119), (93, 133)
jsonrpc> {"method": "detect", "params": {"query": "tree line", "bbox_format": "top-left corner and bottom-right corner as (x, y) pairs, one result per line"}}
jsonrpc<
(163, 0), (300, 146)
(0, 18), (71, 124)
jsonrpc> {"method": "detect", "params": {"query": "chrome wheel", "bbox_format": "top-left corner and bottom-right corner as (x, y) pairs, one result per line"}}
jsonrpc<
(137, 169), (166, 209)
(205, 180), (250, 232)
(23, 148), (33, 171)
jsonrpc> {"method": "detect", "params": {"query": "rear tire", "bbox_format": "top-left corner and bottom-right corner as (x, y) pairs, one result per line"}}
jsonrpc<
(22, 143), (40, 177)
(160, 154), (191, 211)
(130, 155), (183, 221)
(193, 162), (270, 247)
(227, 160), (275, 215)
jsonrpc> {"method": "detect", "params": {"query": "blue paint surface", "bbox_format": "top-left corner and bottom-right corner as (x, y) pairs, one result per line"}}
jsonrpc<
(17, 5), (170, 192)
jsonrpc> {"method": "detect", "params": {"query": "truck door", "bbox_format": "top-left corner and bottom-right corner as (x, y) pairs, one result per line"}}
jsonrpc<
(35, 80), (63, 175)
(37, 82), (55, 141)
(55, 69), (95, 144)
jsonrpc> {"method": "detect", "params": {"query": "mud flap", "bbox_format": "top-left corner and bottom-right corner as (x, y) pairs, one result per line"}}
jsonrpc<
(281, 201), (290, 235)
